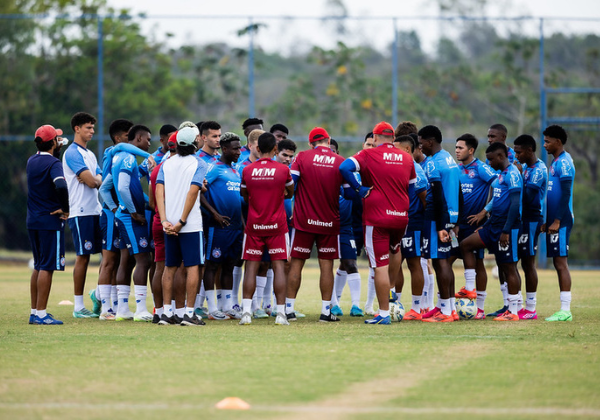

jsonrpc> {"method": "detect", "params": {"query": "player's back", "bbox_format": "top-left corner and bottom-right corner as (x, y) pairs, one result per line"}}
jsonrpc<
(522, 159), (547, 221)
(352, 143), (415, 229)
(290, 146), (345, 234)
(547, 151), (575, 225)
(242, 158), (292, 236)
(112, 151), (145, 214)
(424, 149), (460, 224)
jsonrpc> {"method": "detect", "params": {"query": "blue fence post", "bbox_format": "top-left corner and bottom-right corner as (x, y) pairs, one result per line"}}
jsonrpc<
(538, 17), (547, 269)
(97, 15), (104, 156)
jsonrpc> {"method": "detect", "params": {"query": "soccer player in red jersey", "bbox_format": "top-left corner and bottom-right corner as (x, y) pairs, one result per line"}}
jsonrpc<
(339, 122), (416, 324)
(286, 127), (346, 322)
(239, 132), (294, 325)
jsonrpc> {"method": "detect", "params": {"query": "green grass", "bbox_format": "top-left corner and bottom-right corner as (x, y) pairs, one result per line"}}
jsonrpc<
(0, 262), (599, 419)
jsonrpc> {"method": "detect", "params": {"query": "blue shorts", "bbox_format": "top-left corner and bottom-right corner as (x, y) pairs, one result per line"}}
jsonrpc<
(518, 220), (542, 258)
(165, 231), (205, 267)
(339, 231), (357, 260)
(115, 211), (151, 255)
(547, 225), (571, 258)
(145, 209), (155, 250)
(29, 228), (65, 272)
(206, 227), (242, 262)
(450, 224), (485, 259)
(100, 208), (123, 252)
(478, 224), (519, 264)
(421, 220), (456, 260)
(68, 215), (101, 256)
(401, 229), (422, 259)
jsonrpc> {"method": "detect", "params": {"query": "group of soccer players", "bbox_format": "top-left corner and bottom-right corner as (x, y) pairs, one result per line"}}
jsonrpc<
(26, 112), (575, 325)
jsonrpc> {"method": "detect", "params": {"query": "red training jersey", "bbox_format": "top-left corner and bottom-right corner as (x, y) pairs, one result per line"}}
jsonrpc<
(290, 145), (345, 235)
(241, 158), (293, 236)
(350, 143), (416, 229)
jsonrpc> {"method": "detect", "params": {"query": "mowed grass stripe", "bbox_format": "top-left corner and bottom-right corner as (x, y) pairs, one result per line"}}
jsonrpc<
(0, 263), (599, 420)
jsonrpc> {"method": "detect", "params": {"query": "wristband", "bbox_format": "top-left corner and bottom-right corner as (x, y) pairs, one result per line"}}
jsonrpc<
(179, 219), (187, 226)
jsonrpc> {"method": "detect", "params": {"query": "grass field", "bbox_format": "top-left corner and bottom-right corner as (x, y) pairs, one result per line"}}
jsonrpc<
(0, 261), (599, 420)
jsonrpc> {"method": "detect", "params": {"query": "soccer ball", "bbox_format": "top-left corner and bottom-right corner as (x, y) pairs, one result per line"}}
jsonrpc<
(456, 298), (477, 320)
(390, 302), (405, 322)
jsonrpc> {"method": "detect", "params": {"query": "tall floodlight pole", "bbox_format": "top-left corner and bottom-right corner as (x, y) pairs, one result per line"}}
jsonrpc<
(97, 16), (104, 156)
(392, 18), (399, 126)
(248, 17), (255, 117)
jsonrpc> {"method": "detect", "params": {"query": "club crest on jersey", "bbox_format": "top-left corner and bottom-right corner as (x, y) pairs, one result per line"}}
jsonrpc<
(139, 237), (148, 248)
(468, 170), (476, 178)
(212, 248), (222, 258)
(84, 240), (93, 251)
(498, 174), (504, 184)
(550, 166), (555, 176)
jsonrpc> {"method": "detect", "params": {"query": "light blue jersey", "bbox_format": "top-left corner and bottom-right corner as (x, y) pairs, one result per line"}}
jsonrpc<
(204, 161), (243, 230)
(424, 149), (460, 225)
(521, 158), (547, 222)
(459, 158), (497, 224)
(547, 151), (575, 226)
(111, 151), (146, 215)
(408, 161), (428, 230)
(489, 164), (522, 229)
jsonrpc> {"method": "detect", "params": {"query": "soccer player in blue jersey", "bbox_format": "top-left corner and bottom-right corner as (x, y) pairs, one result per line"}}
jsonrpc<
(393, 135), (428, 320)
(542, 124), (575, 322)
(514, 134), (547, 320)
(460, 142), (523, 321)
(198, 121), (221, 164)
(329, 139), (363, 318)
(27, 125), (70, 325)
(452, 134), (497, 319)
(63, 112), (102, 319)
(239, 118), (263, 163)
(95, 119), (134, 320)
(111, 124), (153, 321)
(418, 125), (461, 323)
(202, 133), (244, 320)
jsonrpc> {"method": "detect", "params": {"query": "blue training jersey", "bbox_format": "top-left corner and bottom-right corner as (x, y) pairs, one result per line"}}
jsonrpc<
(112, 151), (146, 214)
(459, 158), (497, 225)
(488, 164), (522, 229)
(237, 146), (251, 164)
(521, 158), (547, 222)
(547, 151), (575, 226)
(424, 149), (460, 225)
(204, 161), (244, 230)
(26, 152), (66, 231)
(197, 149), (220, 166)
(408, 161), (428, 230)
(486, 145), (516, 172)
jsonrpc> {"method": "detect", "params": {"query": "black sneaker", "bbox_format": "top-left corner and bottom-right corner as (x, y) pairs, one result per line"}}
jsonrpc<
(180, 314), (206, 326)
(487, 305), (509, 317)
(152, 314), (160, 324)
(319, 313), (340, 322)
(173, 314), (183, 325)
(158, 314), (176, 325)
(286, 312), (297, 321)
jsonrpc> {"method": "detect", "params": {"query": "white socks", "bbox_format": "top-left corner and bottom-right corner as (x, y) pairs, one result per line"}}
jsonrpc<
(321, 300), (331, 316)
(74, 295), (84, 312)
(285, 298), (295, 314)
(365, 267), (375, 309)
(263, 269), (274, 309)
(500, 282), (509, 306)
(222, 289), (233, 312)
(440, 298), (451, 316)
(111, 285), (118, 311)
(242, 298), (252, 315)
(476, 291), (487, 311)
(206, 290), (218, 314)
(134, 285), (148, 313)
(411, 295), (421, 313)
(347, 272), (361, 307)
(253, 276), (267, 311)
(525, 292), (537, 311)
(117, 285), (130, 315)
(464, 269), (476, 291)
(560, 291), (571, 311)
(508, 294), (519, 315)
(99, 284), (112, 313)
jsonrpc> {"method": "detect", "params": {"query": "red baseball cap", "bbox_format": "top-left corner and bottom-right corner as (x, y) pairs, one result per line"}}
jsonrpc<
(167, 131), (178, 151)
(309, 127), (330, 143)
(372, 121), (394, 136)
(35, 124), (63, 142)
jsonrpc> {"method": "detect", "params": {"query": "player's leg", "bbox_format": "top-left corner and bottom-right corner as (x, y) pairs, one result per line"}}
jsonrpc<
(69, 216), (99, 318)
(203, 260), (229, 320)
(460, 230), (488, 319)
(343, 258), (363, 316)
(286, 229), (313, 320)
(363, 226), (393, 324)
(493, 228), (521, 321)
(404, 256), (424, 320)
(253, 261), (270, 318)
(315, 233), (341, 322)
(220, 257), (239, 319)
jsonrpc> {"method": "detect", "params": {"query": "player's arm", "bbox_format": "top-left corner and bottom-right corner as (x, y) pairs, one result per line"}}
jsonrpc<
(50, 162), (70, 219)
(339, 157), (371, 198)
(240, 185), (249, 203)
(117, 171), (144, 224)
(284, 182), (294, 199)
(77, 169), (102, 189)
(431, 181), (451, 242)
(99, 173), (118, 212)
(499, 190), (521, 246)
(548, 179), (572, 234)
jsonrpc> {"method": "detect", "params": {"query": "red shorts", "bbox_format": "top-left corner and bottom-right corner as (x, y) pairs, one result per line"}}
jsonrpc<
(242, 233), (289, 261)
(152, 217), (165, 262)
(364, 225), (406, 267)
(290, 228), (340, 260)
